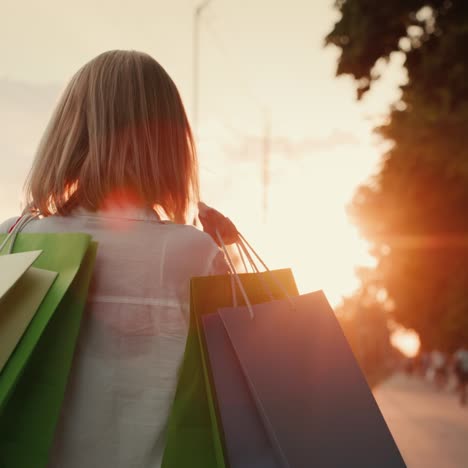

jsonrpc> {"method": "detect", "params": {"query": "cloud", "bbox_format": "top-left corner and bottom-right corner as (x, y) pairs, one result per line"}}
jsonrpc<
(223, 128), (360, 162)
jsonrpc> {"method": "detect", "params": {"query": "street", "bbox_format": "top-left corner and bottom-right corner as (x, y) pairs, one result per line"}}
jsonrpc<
(374, 373), (468, 468)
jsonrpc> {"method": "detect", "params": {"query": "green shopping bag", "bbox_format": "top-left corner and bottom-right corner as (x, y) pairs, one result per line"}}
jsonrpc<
(0, 251), (58, 372)
(162, 268), (299, 468)
(0, 232), (97, 468)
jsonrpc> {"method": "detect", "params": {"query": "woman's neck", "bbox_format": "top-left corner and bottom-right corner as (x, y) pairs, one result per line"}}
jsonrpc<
(100, 188), (147, 211)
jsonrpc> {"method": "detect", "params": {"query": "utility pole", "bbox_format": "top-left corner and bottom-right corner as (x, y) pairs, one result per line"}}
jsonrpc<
(193, 0), (211, 138)
(235, 112), (272, 223)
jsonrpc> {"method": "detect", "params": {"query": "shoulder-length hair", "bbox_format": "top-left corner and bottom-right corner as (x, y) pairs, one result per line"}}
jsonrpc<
(24, 50), (199, 223)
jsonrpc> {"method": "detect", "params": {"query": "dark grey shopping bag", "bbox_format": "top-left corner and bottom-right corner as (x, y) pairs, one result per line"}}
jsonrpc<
(202, 312), (280, 468)
(203, 290), (406, 468)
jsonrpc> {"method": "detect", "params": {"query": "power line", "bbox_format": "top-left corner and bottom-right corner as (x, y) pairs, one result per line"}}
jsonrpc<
(195, 4), (273, 223)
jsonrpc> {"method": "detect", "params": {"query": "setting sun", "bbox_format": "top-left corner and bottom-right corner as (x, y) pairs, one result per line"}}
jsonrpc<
(3, 1), (468, 466)
(199, 124), (380, 307)
(391, 328), (421, 358)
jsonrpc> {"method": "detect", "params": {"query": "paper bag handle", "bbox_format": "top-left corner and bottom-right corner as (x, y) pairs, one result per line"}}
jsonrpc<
(216, 229), (294, 319)
(0, 214), (38, 254)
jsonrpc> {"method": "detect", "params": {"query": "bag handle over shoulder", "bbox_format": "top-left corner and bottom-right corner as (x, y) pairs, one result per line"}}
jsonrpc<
(216, 229), (295, 319)
(0, 214), (39, 254)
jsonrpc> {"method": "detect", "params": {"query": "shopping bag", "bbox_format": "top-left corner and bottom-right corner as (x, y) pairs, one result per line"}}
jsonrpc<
(202, 311), (280, 468)
(197, 231), (405, 468)
(0, 250), (42, 299)
(0, 231), (97, 468)
(0, 258), (57, 372)
(0, 220), (58, 372)
(161, 268), (299, 468)
(211, 291), (406, 468)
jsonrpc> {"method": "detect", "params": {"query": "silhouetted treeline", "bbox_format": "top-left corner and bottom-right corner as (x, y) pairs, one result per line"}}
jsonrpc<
(326, 0), (468, 351)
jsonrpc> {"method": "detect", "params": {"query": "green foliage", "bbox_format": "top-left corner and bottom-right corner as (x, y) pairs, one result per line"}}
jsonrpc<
(326, 0), (468, 351)
(336, 290), (395, 386)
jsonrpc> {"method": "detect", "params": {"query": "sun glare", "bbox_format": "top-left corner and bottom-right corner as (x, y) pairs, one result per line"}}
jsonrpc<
(391, 328), (421, 358)
(201, 137), (378, 308)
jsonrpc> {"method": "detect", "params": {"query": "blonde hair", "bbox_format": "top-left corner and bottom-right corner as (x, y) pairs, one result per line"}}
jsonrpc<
(25, 50), (199, 223)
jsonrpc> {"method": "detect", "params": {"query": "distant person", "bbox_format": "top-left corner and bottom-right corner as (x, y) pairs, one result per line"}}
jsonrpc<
(453, 345), (468, 406)
(419, 351), (430, 377)
(0, 50), (235, 468)
(430, 350), (448, 389)
(403, 356), (415, 375)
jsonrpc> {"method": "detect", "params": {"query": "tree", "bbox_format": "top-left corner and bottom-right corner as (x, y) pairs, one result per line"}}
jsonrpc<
(335, 275), (395, 385)
(326, 0), (468, 351)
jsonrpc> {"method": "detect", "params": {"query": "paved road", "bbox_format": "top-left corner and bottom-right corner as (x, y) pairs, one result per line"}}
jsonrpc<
(373, 373), (468, 468)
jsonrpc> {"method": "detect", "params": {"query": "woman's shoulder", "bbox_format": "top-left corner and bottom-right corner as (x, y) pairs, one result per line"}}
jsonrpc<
(0, 216), (20, 233)
(167, 223), (219, 250)
(161, 223), (228, 274)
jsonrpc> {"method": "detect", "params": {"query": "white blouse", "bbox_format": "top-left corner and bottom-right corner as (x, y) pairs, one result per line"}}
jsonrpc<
(0, 206), (228, 468)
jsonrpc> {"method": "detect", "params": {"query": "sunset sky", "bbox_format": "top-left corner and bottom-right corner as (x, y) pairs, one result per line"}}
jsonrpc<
(1, 0), (407, 305)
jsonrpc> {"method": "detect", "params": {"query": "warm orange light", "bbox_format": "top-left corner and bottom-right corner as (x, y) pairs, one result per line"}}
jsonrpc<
(391, 328), (421, 358)
(199, 104), (380, 308)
